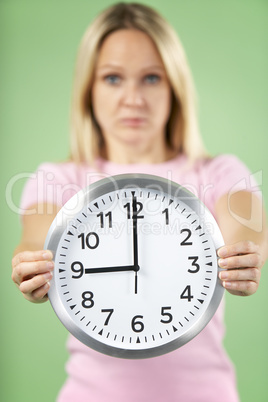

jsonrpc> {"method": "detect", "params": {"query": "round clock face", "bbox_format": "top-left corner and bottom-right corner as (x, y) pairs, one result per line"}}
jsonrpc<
(45, 174), (224, 359)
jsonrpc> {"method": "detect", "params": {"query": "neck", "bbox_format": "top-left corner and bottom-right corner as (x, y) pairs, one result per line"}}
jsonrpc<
(101, 143), (177, 164)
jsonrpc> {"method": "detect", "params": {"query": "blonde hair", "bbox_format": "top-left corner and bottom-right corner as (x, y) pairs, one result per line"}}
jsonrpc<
(70, 2), (207, 164)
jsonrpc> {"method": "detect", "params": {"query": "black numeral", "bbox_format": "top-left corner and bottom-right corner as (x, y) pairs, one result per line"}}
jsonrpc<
(81, 291), (94, 308)
(131, 315), (144, 333)
(78, 232), (99, 249)
(124, 202), (131, 219)
(97, 212), (112, 228)
(180, 285), (194, 302)
(160, 306), (173, 323)
(180, 229), (192, 246)
(71, 261), (84, 278)
(188, 256), (200, 273)
(162, 208), (169, 225)
(124, 201), (144, 219)
(101, 309), (114, 326)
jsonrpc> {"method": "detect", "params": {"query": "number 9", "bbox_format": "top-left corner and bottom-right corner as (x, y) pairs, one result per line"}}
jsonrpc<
(71, 261), (84, 279)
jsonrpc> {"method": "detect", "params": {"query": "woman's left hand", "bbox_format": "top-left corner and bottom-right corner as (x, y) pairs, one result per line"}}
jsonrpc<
(217, 240), (264, 296)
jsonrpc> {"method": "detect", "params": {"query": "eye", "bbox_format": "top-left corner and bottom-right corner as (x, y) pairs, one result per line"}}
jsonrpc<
(104, 74), (121, 85)
(143, 74), (161, 84)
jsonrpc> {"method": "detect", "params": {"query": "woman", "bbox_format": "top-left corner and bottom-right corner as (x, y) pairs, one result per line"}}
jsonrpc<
(12, 3), (267, 401)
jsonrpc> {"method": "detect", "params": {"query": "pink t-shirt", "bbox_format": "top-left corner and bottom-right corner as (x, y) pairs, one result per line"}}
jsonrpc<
(20, 154), (260, 402)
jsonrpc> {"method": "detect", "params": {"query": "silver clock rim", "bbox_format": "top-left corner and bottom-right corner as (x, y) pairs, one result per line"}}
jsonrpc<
(45, 173), (225, 359)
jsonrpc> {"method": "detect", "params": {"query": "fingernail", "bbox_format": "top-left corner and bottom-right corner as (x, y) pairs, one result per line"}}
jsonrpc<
(218, 248), (227, 258)
(46, 261), (54, 270)
(44, 271), (53, 281)
(43, 251), (52, 260)
(223, 281), (232, 289)
(219, 271), (228, 280)
(218, 258), (227, 267)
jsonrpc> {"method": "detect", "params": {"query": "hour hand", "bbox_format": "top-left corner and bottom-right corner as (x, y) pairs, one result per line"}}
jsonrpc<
(85, 265), (139, 274)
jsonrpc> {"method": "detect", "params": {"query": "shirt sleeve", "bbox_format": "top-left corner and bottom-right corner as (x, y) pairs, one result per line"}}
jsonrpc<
(201, 154), (262, 217)
(19, 162), (83, 215)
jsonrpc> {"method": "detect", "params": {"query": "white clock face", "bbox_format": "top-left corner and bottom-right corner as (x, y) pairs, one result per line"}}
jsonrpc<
(46, 174), (224, 359)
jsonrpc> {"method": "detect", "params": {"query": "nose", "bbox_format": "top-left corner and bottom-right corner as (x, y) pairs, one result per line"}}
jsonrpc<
(122, 82), (145, 107)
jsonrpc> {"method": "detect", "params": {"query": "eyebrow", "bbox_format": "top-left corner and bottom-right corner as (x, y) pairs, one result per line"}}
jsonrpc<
(96, 63), (165, 72)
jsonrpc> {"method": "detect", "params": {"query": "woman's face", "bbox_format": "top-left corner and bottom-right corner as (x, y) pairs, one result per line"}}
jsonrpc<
(91, 29), (173, 163)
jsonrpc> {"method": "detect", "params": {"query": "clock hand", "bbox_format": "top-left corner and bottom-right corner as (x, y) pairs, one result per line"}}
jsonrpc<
(132, 192), (140, 294)
(85, 265), (139, 274)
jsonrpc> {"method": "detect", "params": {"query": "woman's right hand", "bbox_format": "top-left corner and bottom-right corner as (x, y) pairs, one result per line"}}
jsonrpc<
(11, 250), (54, 303)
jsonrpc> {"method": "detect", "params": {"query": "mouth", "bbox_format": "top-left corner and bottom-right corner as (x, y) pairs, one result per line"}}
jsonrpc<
(120, 118), (146, 127)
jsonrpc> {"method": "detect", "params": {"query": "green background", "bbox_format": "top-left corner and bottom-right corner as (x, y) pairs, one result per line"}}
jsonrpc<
(1, 0), (267, 401)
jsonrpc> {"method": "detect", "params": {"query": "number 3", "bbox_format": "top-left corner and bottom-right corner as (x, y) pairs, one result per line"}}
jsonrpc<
(188, 256), (200, 273)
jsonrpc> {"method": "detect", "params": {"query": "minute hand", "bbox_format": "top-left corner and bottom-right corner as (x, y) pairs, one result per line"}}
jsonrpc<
(132, 193), (140, 269)
(132, 192), (141, 294)
(85, 265), (139, 274)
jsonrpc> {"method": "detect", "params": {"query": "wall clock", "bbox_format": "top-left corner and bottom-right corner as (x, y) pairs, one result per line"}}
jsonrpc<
(45, 174), (224, 359)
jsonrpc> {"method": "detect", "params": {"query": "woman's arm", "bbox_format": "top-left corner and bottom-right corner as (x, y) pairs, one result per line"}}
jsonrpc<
(215, 191), (268, 296)
(12, 203), (60, 303)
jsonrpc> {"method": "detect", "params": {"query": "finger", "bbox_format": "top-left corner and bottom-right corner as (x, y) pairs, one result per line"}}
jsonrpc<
(12, 249), (53, 283)
(217, 241), (259, 258)
(12, 249), (53, 268)
(12, 260), (54, 285)
(24, 282), (50, 303)
(19, 271), (53, 294)
(221, 279), (259, 296)
(218, 253), (261, 269)
(219, 267), (261, 283)
(31, 282), (51, 302)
